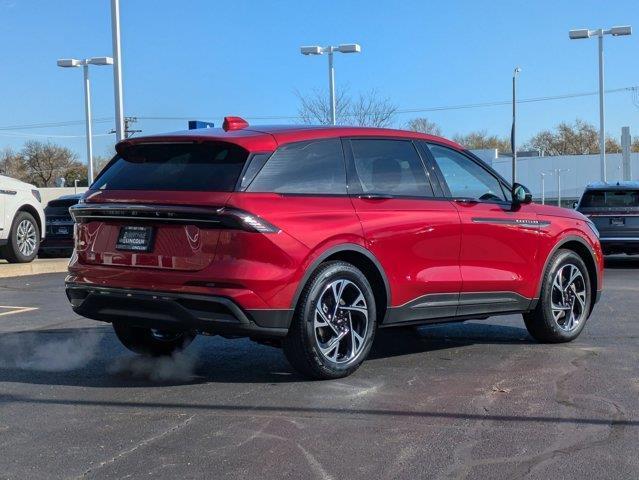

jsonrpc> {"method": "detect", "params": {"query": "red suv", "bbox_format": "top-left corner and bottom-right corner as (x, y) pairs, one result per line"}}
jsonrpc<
(66, 117), (603, 379)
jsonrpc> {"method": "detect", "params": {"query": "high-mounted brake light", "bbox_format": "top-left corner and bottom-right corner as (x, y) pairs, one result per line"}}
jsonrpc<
(223, 116), (249, 131)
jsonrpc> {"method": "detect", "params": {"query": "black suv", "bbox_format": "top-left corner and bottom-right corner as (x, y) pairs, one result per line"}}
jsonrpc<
(40, 194), (82, 257)
(576, 181), (639, 255)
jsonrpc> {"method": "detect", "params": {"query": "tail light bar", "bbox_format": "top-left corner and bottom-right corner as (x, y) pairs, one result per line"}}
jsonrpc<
(69, 203), (279, 233)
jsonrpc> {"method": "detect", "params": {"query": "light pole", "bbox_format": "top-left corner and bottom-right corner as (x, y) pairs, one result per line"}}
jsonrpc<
(569, 25), (632, 182)
(540, 171), (550, 205)
(111, 0), (125, 142)
(511, 67), (521, 183)
(300, 44), (361, 125)
(554, 168), (570, 207)
(57, 57), (114, 184)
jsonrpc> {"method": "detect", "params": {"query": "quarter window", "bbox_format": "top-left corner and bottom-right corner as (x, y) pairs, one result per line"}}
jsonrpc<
(427, 144), (508, 202)
(247, 139), (346, 194)
(350, 139), (433, 197)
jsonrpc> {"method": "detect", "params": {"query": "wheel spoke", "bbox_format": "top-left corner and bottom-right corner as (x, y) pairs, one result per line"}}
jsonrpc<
(339, 292), (368, 318)
(315, 304), (339, 335)
(565, 266), (579, 291)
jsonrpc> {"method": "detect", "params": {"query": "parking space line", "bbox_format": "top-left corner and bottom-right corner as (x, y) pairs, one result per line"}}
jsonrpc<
(0, 305), (39, 317)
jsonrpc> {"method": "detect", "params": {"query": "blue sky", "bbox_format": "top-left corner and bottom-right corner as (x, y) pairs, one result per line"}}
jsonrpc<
(1, 0), (638, 160)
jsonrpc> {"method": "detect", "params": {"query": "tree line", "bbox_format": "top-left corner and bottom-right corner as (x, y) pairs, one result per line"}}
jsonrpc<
(2, 90), (638, 187)
(299, 90), (639, 154)
(0, 141), (109, 187)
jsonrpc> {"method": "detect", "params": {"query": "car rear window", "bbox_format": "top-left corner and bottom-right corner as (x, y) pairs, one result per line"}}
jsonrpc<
(92, 142), (249, 191)
(580, 190), (639, 208)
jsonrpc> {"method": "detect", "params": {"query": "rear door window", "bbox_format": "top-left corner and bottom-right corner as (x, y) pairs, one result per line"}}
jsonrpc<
(580, 190), (639, 208)
(349, 139), (433, 197)
(246, 139), (346, 194)
(92, 142), (248, 191)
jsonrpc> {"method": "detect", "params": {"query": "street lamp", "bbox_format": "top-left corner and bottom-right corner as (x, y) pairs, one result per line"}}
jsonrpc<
(111, 0), (125, 142)
(554, 168), (570, 207)
(511, 66), (522, 183)
(569, 25), (632, 182)
(300, 43), (361, 125)
(540, 171), (551, 205)
(57, 56), (113, 184)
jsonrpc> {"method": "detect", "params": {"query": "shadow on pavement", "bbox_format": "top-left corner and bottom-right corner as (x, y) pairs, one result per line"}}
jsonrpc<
(1, 392), (636, 428)
(0, 321), (533, 388)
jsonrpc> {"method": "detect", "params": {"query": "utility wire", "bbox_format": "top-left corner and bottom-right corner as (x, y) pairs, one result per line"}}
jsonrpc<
(0, 85), (636, 135)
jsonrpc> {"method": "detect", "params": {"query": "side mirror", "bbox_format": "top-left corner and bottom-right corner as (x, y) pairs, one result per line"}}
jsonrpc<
(572, 201), (578, 209)
(512, 183), (533, 206)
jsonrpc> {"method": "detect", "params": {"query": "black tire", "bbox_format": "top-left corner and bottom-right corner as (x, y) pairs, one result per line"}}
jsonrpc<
(283, 261), (377, 379)
(113, 322), (195, 356)
(1, 211), (40, 263)
(523, 249), (592, 343)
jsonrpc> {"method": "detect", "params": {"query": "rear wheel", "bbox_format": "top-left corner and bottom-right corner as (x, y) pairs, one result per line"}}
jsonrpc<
(283, 261), (377, 379)
(1, 211), (40, 263)
(113, 322), (195, 356)
(523, 249), (591, 343)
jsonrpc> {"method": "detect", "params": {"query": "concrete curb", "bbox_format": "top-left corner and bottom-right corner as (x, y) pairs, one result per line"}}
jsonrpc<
(0, 258), (69, 278)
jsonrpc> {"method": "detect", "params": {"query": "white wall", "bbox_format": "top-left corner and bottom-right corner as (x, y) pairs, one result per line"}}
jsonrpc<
(471, 150), (639, 200)
(39, 187), (88, 205)
(493, 153), (639, 199)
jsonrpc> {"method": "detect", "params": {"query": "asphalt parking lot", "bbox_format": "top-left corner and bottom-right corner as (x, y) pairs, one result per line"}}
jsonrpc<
(1, 258), (638, 479)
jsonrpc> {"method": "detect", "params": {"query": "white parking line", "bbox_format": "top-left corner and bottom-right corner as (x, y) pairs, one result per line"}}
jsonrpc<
(0, 305), (39, 317)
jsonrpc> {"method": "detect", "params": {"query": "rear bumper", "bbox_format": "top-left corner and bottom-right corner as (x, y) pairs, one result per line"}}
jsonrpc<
(65, 284), (291, 338)
(600, 237), (639, 253)
(40, 237), (73, 251)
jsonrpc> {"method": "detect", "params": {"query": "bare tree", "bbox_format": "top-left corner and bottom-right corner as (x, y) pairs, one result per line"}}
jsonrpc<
(405, 117), (442, 136)
(19, 141), (82, 187)
(453, 131), (511, 152)
(93, 155), (112, 177)
(296, 89), (352, 125)
(350, 90), (397, 127)
(0, 147), (27, 180)
(296, 89), (397, 127)
(525, 119), (620, 156)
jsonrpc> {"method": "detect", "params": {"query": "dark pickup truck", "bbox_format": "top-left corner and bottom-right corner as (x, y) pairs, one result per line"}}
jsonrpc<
(576, 181), (639, 255)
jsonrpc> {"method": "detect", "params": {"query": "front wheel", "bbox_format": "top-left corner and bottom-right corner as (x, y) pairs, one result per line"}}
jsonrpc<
(283, 261), (377, 379)
(523, 249), (592, 343)
(113, 322), (195, 356)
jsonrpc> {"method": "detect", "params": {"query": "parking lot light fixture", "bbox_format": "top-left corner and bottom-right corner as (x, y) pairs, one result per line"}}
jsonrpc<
(57, 56), (114, 184)
(569, 25), (632, 182)
(300, 43), (361, 125)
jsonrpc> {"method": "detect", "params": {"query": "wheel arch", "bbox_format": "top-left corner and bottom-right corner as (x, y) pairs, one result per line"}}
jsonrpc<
(536, 235), (599, 310)
(16, 204), (43, 238)
(290, 244), (391, 324)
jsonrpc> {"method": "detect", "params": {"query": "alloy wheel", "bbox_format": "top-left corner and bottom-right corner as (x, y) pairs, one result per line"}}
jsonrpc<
(16, 219), (37, 257)
(550, 263), (587, 332)
(314, 279), (370, 364)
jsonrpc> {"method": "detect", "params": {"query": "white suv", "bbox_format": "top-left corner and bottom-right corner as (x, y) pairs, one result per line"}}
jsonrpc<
(0, 175), (45, 263)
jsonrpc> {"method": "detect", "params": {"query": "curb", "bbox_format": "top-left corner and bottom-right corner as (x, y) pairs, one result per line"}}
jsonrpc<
(0, 258), (69, 278)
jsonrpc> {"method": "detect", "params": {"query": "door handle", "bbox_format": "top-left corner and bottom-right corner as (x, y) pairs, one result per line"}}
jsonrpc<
(358, 194), (394, 200)
(454, 198), (478, 205)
